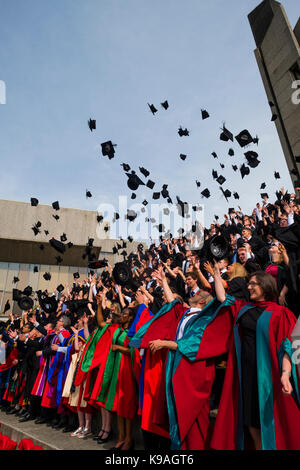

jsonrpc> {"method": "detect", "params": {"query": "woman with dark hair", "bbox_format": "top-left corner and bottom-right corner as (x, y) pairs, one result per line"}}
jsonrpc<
(74, 294), (140, 451)
(210, 267), (300, 451)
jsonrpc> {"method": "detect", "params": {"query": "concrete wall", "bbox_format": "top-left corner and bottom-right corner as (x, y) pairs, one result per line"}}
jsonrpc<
(248, 1), (300, 188)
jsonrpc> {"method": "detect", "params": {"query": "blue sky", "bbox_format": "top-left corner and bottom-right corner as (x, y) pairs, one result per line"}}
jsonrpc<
(0, 0), (299, 233)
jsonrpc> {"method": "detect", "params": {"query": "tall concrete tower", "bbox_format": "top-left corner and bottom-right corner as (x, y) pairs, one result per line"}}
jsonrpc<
(248, 0), (300, 189)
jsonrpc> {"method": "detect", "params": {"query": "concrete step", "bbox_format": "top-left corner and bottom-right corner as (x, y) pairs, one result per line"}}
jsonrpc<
(0, 410), (143, 450)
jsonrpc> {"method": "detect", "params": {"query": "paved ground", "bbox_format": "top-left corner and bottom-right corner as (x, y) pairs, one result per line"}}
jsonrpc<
(0, 409), (143, 450)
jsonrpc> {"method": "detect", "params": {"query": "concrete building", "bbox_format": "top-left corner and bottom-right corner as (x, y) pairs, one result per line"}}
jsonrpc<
(0, 199), (144, 315)
(248, 0), (300, 189)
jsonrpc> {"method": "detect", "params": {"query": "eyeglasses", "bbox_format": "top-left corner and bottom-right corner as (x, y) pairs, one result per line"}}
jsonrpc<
(248, 281), (260, 287)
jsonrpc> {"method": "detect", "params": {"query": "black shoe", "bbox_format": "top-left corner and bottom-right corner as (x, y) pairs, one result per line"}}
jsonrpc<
(47, 418), (59, 427)
(16, 408), (26, 417)
(93, 430), (104, 441)
(62, 424), (77, 433)
(35, 417), (48, 425)
(19, 413), (35, 423)
(97, 430), (113, 444)
(6, 407), (18, 415)
(53, 418), (67, 430)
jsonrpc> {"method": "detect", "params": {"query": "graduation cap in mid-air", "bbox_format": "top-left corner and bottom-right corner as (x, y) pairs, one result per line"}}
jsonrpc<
(49, 238), (66, 254)
(180, 154), (187, 161)
(161, 100), (169, 110)
(131, 193), (137, 200)
(57, 284), (64, 293)
(153, 192), (160, 200)
(68, 242), (73, 248)
(43, 272), (51, 281)
(233, 192), (240, 200)
(104, 225), (110, 232)
(126, 210), (138, 222)
(178, 127), (189, 137)
(126, 172), (145, 191)
(139, 167), (150, 178)
(232, 165), (238, 172)
(73, 272), (80, 279)
(13, 276), (19, 283)
(33, 266), (39, 273)
(52, 214), (60, 221)
(148, 103), (158, 115)
(196, 180), (201, 187)
(260, 182), (266, 189)
(88, 119), (96, 132)
(121, 163), (131, 172)
(235, 129), (253, 148)
(271, 114), (278, 122)
(31, 198), (39, 207)
(101, 141), (116, 160)
(161, 185), (169, 198)
(212, 152), (218, 159)
(201, 109), (210, 120)
(86, 190), (92, 198)
(56, 256), (63, 264)
(220, 187), (232, 202)
(97, 215), (104, 223)
(261, 193), (269, 200)
(240, 164), (250, 179)
(142, 200), (148, 206)
(201, 188), (211, 199)
(32, 224), (41, 236)
(228, 149), (235, 157)
(274, 171), (281, 179)
(52, 201), (60, 211)
(216, 175), (226, 185)
(146, 180), (155, 190)
(245, 151), (260, 168)
(220, 163), (225, 169)
(220, 124), (234, 142)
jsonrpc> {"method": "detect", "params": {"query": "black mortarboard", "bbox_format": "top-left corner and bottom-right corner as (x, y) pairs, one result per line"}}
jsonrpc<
(126, 172), (145, 191)
(161, 100), (169, 110)
(274, 172), (281, 179)
(87, 238), (94, 246)
(44, 230), (49, 235)
(269, 101), (275, 107)
(196, 179), (202, 187)
(220, 163), (225, 169)
(271, 114), (278, 122)
(13, 276), (19, 283)
(235, 129), (253, 147)
(180, 154), (187, 161)
(39, 244), (44, 250)
(56, 256), (63, 264)
(245, 151), (260, 168)
(88, 119), (96, 131)
(261, 193), (269, 199)
(31, 198), (39, 207)
(253, 135), (259, 145)
(52, 201), (60, 211)
(52, 215), (59, 221)
(201, 109), (210, 120)
(167, 197), (173, 204)
(101, 141), (116, 160)
(161, 185), (169, 198)
(228, 149), (235, 157)
(201, 188), (210, 199)
(121, 163), (131, 172)
(233, 192), (240, 200)
(122, 240), (127, 249)
(220, 187), (232, 202)
(32, 225), (40, 236)
(178, 127), (189, 137)
(104, 225), (110, 232)
(86, 190), (92, 198)
(126, 210), (137, 222)
(73, 272), (80, 279)
(240, 164), (250, 179)
(4, 300), (10, 313)
(156, 224), (165, 233)
(43, 272), (51, 281)
(146, 180), (155, 189)
(112, 246), (118, 255)
(232, 165), (238, 172)
(212, 152), (218, 159)
(97, 215), (104, 223)
(36, 221), (41, 228)
(34, 266), (39, 273)
(50, 238), (66, 254)
(60, 233), (67, 242)
(153, 192), (160, 200)
(295, 156), (300, 163)
(57, 284), (64, 293)
(215, 215), (219, 220)
(139, 167), (150, 178)
(114, 213), (120, 220)
(220, 125), (234, 142)
(128, 236), (133, 243)
(131, 193), (137, 200)
(67, 242), (73, 248)
(216, 175), (226, 185)
(148, 103), (158, 115)
(117, 242), (122, 250)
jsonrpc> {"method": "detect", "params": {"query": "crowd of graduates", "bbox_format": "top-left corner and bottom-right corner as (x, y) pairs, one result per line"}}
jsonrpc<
(1, 187), (300, 451)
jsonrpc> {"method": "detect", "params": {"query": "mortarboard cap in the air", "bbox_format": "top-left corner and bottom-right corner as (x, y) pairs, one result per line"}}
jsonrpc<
(57, 284), (64, 293)
(52, 214), (60, 221)
(228, 149), (235, 157)
(86, 190), (92, 198)
(220, 125), (234, 142)
(220, 187), (232, 201)
(97, 215), (103, 223)
(269, 101), (275, 107)
(153, 192), (160, 200)
(34, 266), (39, 273)
(240, 164), (250, 179)
(161, 100), (169, 110)
(295, 156), (300, 164)
(180, 154), (187, 161)
(142, 200), (148, 206)
(101, 141), (116, 160)
(201, 188), (210, 199)
(274, 172), (281, 179)
(212, 152), (218, 159)
(261, 193), (269, 199)
(201, 109), (210, 120)
(235, 129), (253, 147)
(67, 242), (73, 248)
(260, 182), (266, 189)
(60, 233), (67, 242)
(50, 238), (66, 254)
(32, 225), (40, 236)
(126, 172), (145, 191)
(73, 272), (80, 279)
(196, 179), (202, 187)
(233, 192), (240, 200)
(216, 175), (226, 185)
(44, 230), (49, 236)
(56, 256), (63, 264)
(220, 163), (225, 169)
(13, 276), (19, 283)
(121, 163), (131, 172)
(31, 198), (39, 207)
(39, 244), (44, 251)
(139, 167), (150, 178)
(245, 151), (260, 168)
(127, 236), (133, 243)
(43, 272), (51, 281)
(52, 201), (60, 211)
(232, 165), (238, 172)
(112, 246), (118, 254)
(178, 127), (189, 137)
(131, 193), (136, 200)
(271, 114), (278, 122)
(126, 210), (137, 222)
(148, 103), (158, 115)
(88, 119), (96, 131)
(161, 185), (169, 198)
(104, 225), (110, 232)
(146, 180), (155, 190)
